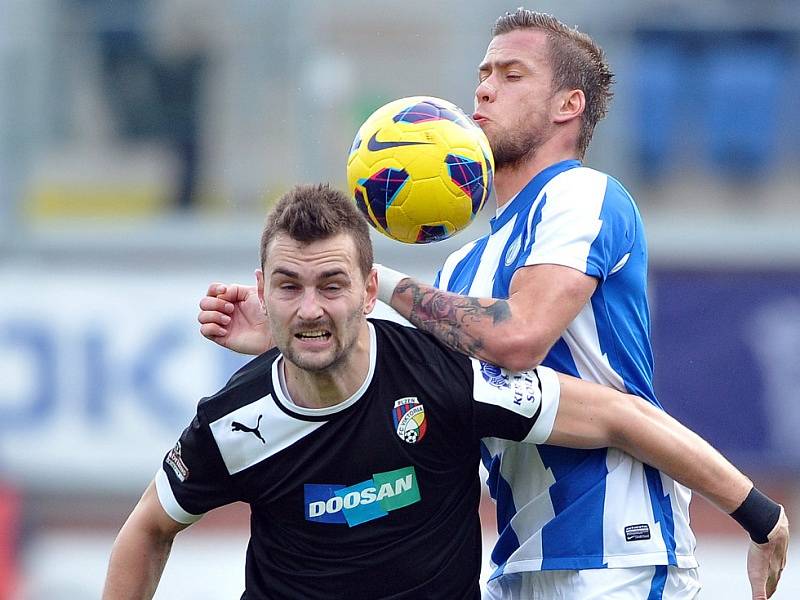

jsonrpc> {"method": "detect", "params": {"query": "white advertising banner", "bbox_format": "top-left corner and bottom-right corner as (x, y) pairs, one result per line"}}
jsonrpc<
(0, 265), (252, 492)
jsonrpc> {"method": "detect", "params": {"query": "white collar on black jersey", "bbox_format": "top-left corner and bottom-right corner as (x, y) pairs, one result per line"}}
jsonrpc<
(271, 322), (377, 416)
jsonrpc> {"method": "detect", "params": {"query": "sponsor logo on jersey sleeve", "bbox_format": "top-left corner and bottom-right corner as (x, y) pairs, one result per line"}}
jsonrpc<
(165, 441), (189, 482)
(475, 361), (543, 417)
(392, 397), (427, 444)
(304, 466), (421, 527)
(480, 362), (509, 388)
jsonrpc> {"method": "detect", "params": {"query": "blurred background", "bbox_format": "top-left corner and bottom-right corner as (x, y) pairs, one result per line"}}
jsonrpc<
(2, 0), (799, 597)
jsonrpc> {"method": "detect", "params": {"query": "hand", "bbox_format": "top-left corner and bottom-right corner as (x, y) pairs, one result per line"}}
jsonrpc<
(198, 278), (271, 355)
(747, 505), (789, 599)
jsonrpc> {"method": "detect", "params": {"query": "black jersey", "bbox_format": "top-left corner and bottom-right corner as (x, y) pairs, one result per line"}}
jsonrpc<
(156, 319), (559, 599)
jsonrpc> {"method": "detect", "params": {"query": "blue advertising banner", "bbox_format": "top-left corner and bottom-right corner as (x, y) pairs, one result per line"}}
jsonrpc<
(651, 268), (800, 472)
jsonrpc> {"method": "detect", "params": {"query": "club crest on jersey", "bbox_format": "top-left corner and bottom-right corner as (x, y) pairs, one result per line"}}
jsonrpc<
(480, 361), (509, 388)
(392, 397), (427, 444)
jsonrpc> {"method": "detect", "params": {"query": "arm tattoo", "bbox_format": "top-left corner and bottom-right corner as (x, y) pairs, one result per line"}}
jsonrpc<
(395, 280), (511, 358)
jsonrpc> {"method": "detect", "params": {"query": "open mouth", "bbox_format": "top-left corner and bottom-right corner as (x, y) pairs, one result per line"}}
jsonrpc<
(294, 330), (331, 341)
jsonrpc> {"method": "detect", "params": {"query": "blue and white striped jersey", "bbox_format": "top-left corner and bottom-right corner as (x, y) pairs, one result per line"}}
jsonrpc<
(435, 160), (697, 577)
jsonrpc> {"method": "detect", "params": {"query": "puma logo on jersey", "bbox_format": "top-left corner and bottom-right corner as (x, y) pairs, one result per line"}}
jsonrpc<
(231, 415), (265, 444)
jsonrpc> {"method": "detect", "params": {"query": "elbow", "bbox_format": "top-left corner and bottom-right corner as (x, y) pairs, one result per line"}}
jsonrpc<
(606, 393), (647, 452)
(486, 331), (549, 372)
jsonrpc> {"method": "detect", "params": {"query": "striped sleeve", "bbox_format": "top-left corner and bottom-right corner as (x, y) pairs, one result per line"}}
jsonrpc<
(524, 168), (635, 280)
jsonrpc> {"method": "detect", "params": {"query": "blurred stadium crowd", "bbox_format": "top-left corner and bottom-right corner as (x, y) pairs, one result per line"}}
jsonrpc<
(1, 0), (799, 597)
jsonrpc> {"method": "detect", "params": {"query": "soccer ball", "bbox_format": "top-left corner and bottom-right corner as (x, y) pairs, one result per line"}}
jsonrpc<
(347, 96), (494, 244)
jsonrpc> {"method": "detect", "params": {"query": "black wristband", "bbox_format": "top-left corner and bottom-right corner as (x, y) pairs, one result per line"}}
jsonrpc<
(730, 487), (781, 544)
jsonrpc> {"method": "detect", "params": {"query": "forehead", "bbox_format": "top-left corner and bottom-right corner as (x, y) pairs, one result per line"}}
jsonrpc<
(267, 232), (359, 277)
(481, 28), (551, 68)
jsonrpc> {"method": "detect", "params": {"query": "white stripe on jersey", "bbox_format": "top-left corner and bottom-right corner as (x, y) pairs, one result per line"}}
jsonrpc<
(208, 393), (328, 475)
(481, 438), (556, 573)
(155, 467), (202, 524)
(440, 238), (479, 293)
(464, 219), (517, 297)
(662, 476), (696, 567)
(523, 168), (606, 271)
(602, 450), (670, 568)
(562, 303), (627, 390)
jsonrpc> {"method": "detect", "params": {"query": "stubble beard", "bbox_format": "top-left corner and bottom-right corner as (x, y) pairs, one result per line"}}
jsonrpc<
(281, 307), (365, 374)
(487, 121), (546, 172)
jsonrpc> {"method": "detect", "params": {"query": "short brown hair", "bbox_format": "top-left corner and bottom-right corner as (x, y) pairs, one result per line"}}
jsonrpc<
(260, 184), (373, 278)
(492, 9), (614, 157)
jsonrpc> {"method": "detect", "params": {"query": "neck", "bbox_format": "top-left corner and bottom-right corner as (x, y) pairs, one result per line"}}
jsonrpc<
(283, 323), (371, 409)
(493, 141), (579, 208)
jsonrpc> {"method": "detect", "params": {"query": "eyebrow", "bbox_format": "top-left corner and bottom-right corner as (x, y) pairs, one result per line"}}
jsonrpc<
(320, 269), (349, 280)
(270, 267), (349, 280)
(478, 58), (528, 73)
(271, 267), (299, 279)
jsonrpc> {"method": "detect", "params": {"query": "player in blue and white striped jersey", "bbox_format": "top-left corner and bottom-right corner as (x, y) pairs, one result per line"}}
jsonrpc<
(370, 10), (787, 600)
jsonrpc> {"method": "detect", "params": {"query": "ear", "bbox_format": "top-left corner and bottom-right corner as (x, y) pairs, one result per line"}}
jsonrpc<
(363, 267), (378, 315)
(255, 269), (267, 313)
(553, 88), (585, 124)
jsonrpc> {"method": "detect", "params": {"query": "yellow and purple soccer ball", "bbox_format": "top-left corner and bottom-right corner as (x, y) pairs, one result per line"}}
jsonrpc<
(347, 96), (494, 244)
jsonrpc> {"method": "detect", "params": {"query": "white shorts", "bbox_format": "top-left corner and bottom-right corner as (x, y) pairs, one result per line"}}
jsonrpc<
(484, 566), (701, 600)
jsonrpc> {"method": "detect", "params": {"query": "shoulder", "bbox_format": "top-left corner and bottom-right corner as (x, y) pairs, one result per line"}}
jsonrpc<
(196, 349), (278, 423)
(370, 318), (446, 355)
(550, 166), (632, 200)
(369, 318), (472, 372)
(543, 167), (638, 219)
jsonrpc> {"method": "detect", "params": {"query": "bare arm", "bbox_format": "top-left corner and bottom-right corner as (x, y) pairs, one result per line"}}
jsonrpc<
(103, 481), (190, 600)
(546, 373), (751, 510)
(545, 373), (789, 599)
(390, 264), (596, 371)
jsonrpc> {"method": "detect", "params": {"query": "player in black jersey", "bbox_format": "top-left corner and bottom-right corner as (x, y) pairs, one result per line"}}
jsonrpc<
(103, 184), (787, 600)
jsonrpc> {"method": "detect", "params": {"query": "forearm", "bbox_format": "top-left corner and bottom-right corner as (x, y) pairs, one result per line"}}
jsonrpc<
(103, 521), (174, 600)
(547, 375), (752, 513)
(102, 481), (184, 600)
(378, 263), (595, 370)
(612, 396), (752, 512)
(102, 521), (174, 600)
(391, 277), (515, 364)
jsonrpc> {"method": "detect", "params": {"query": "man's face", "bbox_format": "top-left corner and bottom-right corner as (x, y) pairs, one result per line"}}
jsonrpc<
(259, 232), (376, 373)
(473, 29), (557, 169)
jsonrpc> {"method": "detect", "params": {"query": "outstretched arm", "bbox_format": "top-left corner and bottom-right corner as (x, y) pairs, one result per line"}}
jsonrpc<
(378, 263), (596, 371)
(547, 373), (789, 600)
(103, 481), (190, 600)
